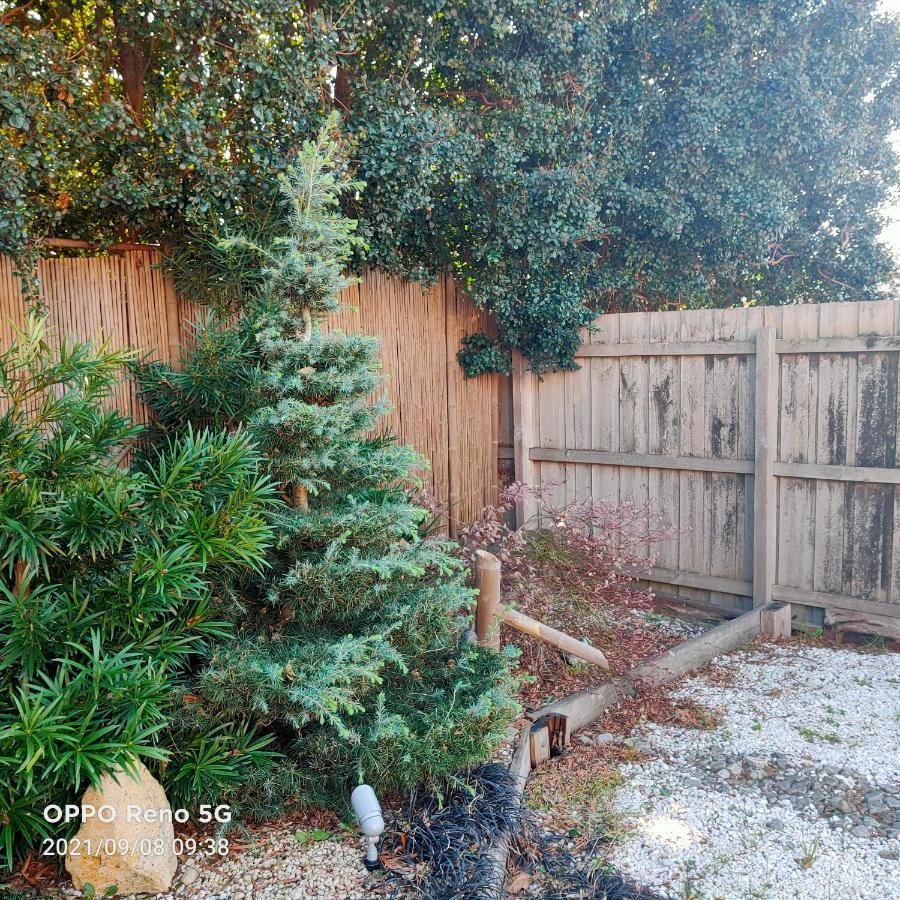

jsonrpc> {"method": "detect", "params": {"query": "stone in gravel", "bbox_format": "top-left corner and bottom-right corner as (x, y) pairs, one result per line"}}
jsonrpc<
(594, 733), (617, 745)
(851, 824), (871, 838)
(579, 735), (594, 746)
(716, 768), (730, 779)
(66, 760), (177, 896)
(745, 755), (768, 769)
(879, 850), (900, 861)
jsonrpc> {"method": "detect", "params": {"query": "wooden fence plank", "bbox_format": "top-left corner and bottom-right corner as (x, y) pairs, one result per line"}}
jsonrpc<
(589, 314), (621, 502)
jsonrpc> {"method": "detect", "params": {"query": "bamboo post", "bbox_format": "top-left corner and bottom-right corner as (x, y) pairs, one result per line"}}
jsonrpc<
(474, 550), (502, 650)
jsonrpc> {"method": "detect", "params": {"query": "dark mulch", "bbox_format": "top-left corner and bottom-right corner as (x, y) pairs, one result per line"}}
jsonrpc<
(381, 763), (663, 900)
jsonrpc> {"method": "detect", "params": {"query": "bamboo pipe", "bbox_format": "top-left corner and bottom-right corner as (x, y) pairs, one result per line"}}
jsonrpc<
(502, 607), (611, 670)
(474, 550), (502, 651)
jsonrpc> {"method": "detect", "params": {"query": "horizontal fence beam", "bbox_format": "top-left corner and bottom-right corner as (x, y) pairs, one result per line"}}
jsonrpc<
(573, 336), (900, 359)
(771, 585), (900, 619)
(528, 448), (754, 474)
(778, 336), (900, 355)
(647, 570), (900, 620)
(528, 447), (898, 484)
(648, 566), (752, 597)
(774, 461), (900, 485)
(575, 340), (754, 358)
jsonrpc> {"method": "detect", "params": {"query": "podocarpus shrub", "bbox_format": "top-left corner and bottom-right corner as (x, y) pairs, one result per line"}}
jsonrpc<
(135, 121), (519, 814)
(0, 317), (277, 871)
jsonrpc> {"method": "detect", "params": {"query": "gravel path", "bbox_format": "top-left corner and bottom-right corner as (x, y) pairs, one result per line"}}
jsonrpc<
(60, 826), (373, 900)
(609, 643), (900, 900)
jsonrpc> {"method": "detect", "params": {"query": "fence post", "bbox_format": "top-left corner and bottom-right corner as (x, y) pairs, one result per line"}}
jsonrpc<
(474, 550), (502, 650)
(511, 352), (538, 528)
(753, 326), (778, 608)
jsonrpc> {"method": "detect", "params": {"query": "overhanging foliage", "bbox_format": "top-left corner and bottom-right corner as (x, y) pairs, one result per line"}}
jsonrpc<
(2, 1), (898, 373)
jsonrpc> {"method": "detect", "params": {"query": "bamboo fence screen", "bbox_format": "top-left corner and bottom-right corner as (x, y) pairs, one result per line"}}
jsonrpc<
(0, 252), (498, 535)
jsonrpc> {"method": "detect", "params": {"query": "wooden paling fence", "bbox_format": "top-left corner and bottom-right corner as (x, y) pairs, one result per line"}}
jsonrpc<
(0, 252), (498, 536)
(509, 300), (900, 635)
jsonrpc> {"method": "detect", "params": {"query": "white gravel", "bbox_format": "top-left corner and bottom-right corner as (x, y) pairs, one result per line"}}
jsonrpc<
(608, 644), (900, 900)
(61, 826), (374, 900)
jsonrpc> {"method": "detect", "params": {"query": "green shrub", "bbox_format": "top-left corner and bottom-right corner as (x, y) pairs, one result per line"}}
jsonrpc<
(0, 317), (277, 871)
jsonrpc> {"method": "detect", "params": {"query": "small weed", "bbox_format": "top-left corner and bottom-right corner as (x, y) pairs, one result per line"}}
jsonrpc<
(852, 675), (872, 687)
(295, 828), (331, 845)
(751, 719), (762, 732)
(797, 836), (821, 869)
(748, 887), (773, 899)
(82, 886), (118, 900)
(678, 859), (703, 899)
(796, 626), (824, 645)
(797, 726), (838, 743)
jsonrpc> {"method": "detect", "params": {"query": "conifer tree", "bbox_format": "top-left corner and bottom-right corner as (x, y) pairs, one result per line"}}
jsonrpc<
(0, 316), (277, 868)
(136, 121), (518, 809)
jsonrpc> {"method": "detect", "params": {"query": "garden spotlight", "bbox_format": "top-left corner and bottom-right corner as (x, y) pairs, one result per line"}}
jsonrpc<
(351, 784), (385, 871)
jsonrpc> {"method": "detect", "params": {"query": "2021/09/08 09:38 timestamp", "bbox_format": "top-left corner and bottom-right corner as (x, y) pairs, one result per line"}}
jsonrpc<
(40, 803), (233, 858)
(41, 836), (230, 858)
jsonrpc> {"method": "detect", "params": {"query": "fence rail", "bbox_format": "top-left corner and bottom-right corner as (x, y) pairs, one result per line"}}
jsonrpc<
(510, 299), (900, 634)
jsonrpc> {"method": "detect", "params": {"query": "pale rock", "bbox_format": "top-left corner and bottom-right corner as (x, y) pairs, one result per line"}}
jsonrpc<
(65, 759), (177, 896)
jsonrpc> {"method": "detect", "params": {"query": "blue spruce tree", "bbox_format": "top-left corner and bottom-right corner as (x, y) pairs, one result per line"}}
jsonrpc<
(136, 121), (518, 810)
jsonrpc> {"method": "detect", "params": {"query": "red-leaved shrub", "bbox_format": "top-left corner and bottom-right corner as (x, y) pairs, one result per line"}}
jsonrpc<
(456, 482), (677, 675)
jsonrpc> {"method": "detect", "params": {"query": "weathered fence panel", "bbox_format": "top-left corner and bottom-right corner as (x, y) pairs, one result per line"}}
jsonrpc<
(0, 253), (497, 535)
(511, 300), (900, 633)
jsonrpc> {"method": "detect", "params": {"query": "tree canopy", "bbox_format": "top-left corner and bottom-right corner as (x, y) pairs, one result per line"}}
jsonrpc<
(2, 0), (898, 372)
